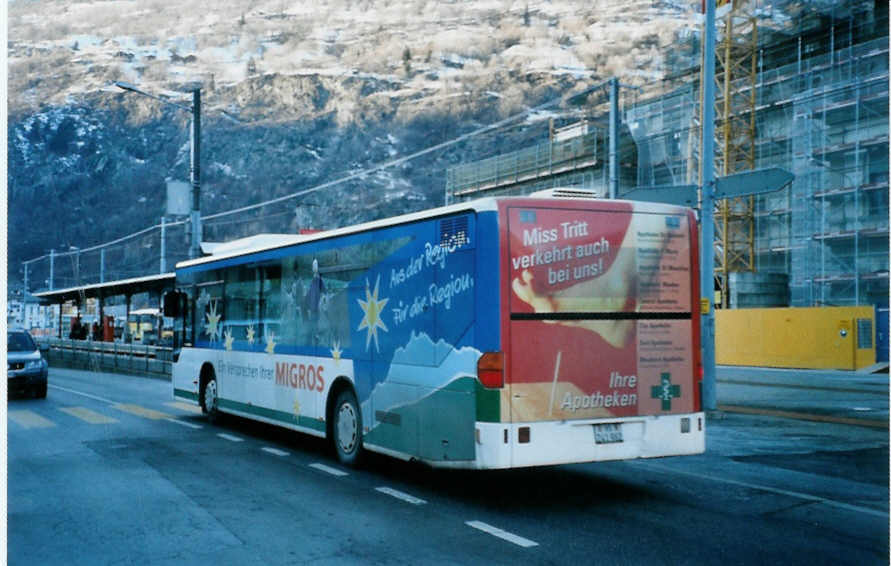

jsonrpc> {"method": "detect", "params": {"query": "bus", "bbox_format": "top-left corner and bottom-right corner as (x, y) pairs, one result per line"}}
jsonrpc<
(127, 308), (173, 345)
(167, 193), (704, 468)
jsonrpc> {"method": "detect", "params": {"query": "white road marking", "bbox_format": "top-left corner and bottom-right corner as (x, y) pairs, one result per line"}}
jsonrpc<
(217, 433), (244, 442)
(465, 521), (539, 548)
(309, 462), (348, 477)
(261, 447), (290, 457)
(640, 462), (889, 519)
(165, 418), (203, 430)
(48, 384), (115, 405)
(375, 487), (427, 505)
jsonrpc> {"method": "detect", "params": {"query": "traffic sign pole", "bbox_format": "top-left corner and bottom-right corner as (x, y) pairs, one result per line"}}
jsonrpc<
(701, 0), (718, 411)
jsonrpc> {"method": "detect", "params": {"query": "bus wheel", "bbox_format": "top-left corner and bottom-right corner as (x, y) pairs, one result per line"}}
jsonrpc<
(202, 376), (219, 423)
(333, 389), (362, 466)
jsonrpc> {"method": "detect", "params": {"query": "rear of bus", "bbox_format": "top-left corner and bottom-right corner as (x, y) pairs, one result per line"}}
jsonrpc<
(492, 197), (704, 468)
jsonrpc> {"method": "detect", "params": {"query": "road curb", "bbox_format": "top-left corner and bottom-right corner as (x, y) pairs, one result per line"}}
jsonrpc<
(718, 404), (888, 429)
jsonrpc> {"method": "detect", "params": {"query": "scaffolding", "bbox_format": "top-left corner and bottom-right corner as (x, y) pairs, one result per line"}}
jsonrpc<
(627, 7), (887, 307)
(626, 85), (699, 188)
(788, 38), (889, 306)
(445, 128), (601, 203)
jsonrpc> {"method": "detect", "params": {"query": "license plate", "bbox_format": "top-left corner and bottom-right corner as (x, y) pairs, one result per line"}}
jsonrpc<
(594, 423), (623, 444)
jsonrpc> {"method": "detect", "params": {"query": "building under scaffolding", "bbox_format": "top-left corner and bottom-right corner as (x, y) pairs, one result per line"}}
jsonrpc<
(444, 122), (609, 203)
(447, 2), (888, 308)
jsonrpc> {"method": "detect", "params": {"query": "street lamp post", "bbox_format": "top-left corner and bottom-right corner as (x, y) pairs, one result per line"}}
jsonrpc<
(114, 82), (202, 259)
(189, 89), (201, 260)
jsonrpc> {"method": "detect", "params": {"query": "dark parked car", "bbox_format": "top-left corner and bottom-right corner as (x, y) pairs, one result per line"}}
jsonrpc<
(8, 329), (48, 398)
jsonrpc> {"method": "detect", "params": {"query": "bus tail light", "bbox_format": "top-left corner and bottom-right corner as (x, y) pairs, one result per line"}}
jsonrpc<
(477, 352), (504, 389)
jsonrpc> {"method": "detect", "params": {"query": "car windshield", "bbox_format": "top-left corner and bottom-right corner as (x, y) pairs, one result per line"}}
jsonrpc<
(8, 332), (37, 352)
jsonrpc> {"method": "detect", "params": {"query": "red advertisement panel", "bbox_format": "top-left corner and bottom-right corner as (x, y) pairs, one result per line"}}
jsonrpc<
(506, 204), (694, 420)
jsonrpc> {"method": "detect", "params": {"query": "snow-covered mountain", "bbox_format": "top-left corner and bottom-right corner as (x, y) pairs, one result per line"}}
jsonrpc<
(9, 1), (701, 117)
(7, 0), (824, 287)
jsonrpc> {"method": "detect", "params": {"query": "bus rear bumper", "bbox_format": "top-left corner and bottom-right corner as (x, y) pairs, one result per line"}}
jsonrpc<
(473, 413), (706, 469)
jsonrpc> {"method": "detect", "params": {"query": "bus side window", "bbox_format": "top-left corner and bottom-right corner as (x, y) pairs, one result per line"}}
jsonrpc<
(260, 263), (282, 346)
(225, 265), (261, 348)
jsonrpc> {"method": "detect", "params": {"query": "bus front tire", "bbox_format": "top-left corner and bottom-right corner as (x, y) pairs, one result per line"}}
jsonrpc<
(332, 389), (363, 466)
(202, 376), (220, 423)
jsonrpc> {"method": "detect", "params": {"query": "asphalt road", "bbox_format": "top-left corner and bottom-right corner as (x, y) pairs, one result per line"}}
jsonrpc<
(716, 365), (889, 424)
(8, 367), (889, 565)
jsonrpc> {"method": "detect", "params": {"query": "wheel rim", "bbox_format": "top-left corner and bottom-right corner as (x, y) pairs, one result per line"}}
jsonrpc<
(336, 402), (358, 454)
(204, 379), (218, 413)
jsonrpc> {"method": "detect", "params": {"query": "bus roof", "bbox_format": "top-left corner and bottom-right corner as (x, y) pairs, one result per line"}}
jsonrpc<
(175, 197), (499, 271)
(175, 194), (691, 271)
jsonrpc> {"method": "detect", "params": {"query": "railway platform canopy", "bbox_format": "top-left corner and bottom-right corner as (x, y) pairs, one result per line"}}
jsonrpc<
(33, 273), (176, 338)
(33, 272), (175, 306)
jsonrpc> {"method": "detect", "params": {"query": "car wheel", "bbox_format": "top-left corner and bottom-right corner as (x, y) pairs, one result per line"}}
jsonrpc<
(332, 389), (363, 466)
(202, 376), (219, 423)
(35, 383), (47, 399)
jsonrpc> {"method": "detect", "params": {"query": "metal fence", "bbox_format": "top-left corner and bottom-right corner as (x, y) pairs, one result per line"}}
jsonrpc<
(38, 337), (173, 379)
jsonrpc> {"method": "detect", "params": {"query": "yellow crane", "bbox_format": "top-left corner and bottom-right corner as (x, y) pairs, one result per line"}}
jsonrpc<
(705, 0), (759, 307)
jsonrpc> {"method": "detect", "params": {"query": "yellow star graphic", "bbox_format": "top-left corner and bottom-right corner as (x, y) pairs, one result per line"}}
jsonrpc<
(265, 331), (277, 355)
(246, 325), (255, 344)
(204, 301), (222, 342)
(331, 340), (342, 365)
(223, 329), (234, 351)
(357, 275), (389, 352)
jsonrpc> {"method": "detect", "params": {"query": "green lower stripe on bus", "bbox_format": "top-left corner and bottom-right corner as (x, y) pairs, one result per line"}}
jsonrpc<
(475, 380), (501, 423)
(174, 389), (199, 401)
(218, 398), (326, 433)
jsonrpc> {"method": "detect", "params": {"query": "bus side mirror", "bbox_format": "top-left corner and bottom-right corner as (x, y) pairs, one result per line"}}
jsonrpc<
(163, 292), (182, 317)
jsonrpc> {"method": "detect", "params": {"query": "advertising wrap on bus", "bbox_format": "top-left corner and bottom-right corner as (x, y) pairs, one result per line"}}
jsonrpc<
(503, 201), (699, 422)
(172, 195), (703, 468)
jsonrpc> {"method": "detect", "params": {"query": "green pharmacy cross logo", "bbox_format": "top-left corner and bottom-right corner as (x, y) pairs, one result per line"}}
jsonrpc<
(651, 372), (681, 411)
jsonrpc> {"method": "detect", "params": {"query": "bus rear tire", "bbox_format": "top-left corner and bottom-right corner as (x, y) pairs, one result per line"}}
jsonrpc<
(332, 389), (362, 466)
(201, 374), (220, 424)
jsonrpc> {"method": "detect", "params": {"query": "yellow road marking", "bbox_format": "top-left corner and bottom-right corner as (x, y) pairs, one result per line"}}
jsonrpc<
(59, 406), (118, 424)
(112, 404), (173, 420)
(8, 410), (56, 429)
(165, 401), (203, 415)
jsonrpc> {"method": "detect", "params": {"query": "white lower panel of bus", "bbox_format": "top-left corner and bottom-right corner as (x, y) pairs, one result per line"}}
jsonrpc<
(469, 413), (705, 470)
